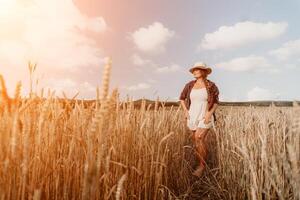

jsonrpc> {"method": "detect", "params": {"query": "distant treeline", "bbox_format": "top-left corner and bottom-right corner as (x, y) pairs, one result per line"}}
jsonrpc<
(47, 98), (299, 109)
(131, 99), (300, 108)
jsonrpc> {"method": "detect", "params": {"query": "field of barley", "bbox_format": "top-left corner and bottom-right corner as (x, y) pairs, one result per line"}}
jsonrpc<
(0, 63), (299, 200)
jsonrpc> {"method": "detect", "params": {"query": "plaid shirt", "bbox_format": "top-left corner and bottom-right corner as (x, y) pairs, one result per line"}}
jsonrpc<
(179, 79), (220, 121)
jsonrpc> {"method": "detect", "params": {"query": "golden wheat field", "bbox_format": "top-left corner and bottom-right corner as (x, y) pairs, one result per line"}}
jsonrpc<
(2, 0), (300, 199)
(0, 63), (299, 200)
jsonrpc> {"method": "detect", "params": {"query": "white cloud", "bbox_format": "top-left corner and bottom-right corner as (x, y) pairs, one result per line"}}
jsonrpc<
(199, 21), (288, 50)
(131, 53), (153, 66)
(130, 22), (175, 53)
(215, 55), (279, 73)
(155, 64), (181, 73)
(85, 17), (107, 33)
(147, 78), (157, 83)
(45, 78), (77, 92)
(247, 86), (281, 101)
(43, 78), (96, 99)
(0, 0), (106, 94)
(131, 53), (182, 73)
(269, 39), (300, 61)
(122, 83), (151, 91)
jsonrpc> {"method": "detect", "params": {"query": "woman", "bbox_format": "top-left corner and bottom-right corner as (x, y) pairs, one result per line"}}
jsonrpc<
(179, 62), (220, 177)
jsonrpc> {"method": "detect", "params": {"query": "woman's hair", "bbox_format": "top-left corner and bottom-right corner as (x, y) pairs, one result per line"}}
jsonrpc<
(198, 69), (208, 79)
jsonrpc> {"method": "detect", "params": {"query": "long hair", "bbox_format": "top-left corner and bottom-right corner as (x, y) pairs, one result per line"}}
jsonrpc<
(199, 69), (208, 79)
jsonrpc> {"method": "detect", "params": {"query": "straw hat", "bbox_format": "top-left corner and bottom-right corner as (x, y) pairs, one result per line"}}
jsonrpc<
(189, 62), (212, 74)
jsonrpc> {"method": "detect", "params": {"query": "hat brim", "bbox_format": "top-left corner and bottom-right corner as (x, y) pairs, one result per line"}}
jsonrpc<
(189, 66), (212, 74)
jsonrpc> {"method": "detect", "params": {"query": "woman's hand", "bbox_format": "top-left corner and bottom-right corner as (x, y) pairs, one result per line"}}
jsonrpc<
(185, 110), (190, 120)
(202, 112), (212, 124)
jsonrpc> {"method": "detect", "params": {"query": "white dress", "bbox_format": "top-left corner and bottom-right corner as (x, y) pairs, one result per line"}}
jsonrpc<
(187, 88), (214, 130)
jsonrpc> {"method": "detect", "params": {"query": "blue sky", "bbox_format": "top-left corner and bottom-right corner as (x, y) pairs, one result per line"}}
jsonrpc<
(1, 0), (299, 101)
(105, 0), (300, 101)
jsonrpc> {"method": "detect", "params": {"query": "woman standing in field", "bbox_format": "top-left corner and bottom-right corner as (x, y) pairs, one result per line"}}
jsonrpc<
(179, 62), (220, 177)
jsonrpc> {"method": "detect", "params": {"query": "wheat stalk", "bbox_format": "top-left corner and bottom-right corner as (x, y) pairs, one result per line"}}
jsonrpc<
(115, 172), (127, 200)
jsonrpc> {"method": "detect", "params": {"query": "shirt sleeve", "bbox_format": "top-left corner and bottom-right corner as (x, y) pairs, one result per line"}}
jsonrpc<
(179, 83), (189, 100)
(213, 84), (220, 104)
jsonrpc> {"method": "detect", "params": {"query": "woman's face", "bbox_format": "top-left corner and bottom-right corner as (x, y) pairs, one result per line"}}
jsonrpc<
(192, 69), (206, 78)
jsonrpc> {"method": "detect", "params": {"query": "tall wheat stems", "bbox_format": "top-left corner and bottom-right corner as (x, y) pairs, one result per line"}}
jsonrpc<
(28, 61), (37, 98)
(0, 74), (11, 113)
(82, 56), (114, 200)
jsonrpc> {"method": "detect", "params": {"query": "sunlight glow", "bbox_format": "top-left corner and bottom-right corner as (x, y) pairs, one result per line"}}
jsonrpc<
(0, 0), (15, 8)
(0, 0), (18, 17)
(0, 0), (106, 97)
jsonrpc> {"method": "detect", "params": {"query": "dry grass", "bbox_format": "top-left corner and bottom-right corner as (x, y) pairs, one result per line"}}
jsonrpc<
(0, 61), (299, 199)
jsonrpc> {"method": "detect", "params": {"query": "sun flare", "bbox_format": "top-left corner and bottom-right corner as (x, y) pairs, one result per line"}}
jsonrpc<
(0, 0), (15, 7)
(0, 0), (18, 16)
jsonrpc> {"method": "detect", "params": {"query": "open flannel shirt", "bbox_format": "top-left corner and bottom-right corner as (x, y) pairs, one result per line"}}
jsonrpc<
(179, 79), (220, 122)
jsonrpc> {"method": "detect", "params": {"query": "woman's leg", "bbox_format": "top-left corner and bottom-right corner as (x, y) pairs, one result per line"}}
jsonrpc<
(192, 128), (209, 176)
(190, 130), (196, 145)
